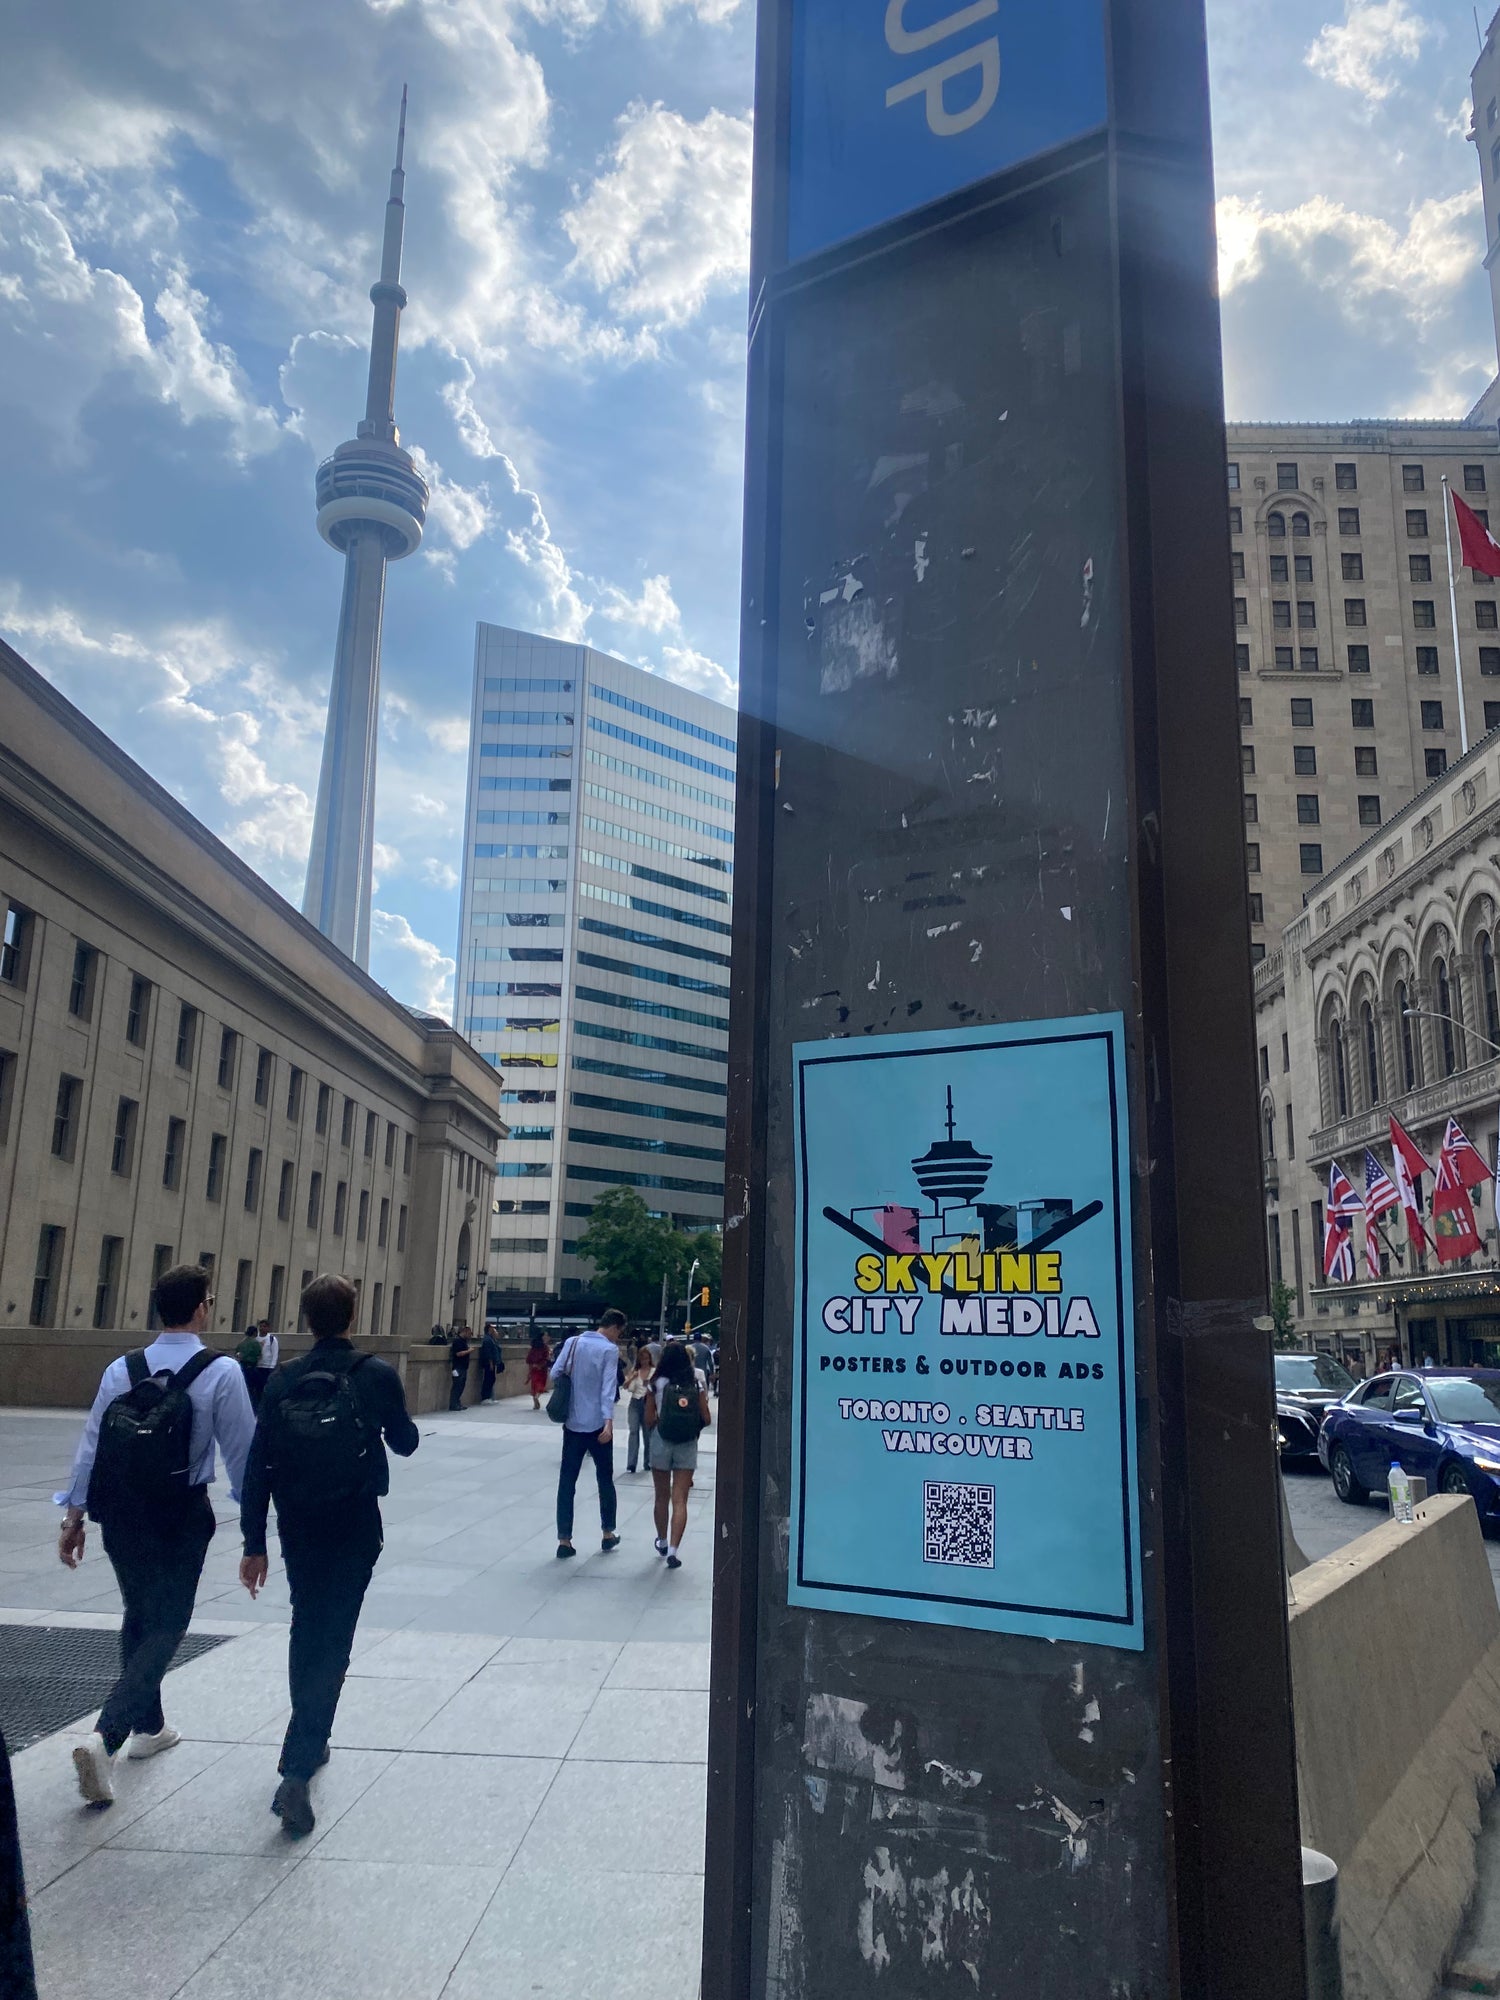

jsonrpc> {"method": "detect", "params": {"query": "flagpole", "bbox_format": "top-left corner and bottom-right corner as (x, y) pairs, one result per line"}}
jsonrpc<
(1442, 475), (1471, 757)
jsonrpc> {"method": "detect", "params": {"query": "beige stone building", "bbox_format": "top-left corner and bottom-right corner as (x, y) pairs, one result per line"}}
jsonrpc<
(0, 634), (505, 1348)
(1230, 423), (1500, 949)
(1255, 727), (1500, 1372)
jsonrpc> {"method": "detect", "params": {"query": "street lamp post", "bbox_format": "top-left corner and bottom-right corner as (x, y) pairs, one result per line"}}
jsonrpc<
(1402, 1005), (1500, 1064)
(684, 1256), (701, 1341)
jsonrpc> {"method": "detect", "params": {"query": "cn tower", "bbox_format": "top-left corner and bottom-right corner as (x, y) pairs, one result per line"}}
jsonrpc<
(303, 87), (429, 967)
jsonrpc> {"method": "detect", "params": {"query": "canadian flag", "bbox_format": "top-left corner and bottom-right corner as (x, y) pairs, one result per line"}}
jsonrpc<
(1389, 1115), (1433, 1254)
(1452, 490), (1500, 579)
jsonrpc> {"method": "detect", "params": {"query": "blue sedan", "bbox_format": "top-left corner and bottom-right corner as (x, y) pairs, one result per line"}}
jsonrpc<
(1318, 1368), (1500, 1520)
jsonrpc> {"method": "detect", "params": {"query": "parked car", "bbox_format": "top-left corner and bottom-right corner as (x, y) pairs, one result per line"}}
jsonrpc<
(1318, 1368), (1500, 1521)
(1275, 1352), (1355, 1463)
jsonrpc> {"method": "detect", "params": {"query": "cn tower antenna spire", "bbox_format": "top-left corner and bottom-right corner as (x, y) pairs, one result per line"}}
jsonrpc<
(396, 82), (407, 171)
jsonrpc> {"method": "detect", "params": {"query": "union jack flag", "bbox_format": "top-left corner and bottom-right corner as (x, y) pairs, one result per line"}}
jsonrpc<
(1363, 1149), (1400, 1220)
(1327, 1160), (1363, 1219)
(1323, 1163), (1357, 1282)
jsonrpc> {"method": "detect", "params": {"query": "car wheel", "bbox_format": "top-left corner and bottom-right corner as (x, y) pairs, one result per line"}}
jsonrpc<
(1440, 1462), (1473, 1500)
(1331, 1446), (1367, 1505)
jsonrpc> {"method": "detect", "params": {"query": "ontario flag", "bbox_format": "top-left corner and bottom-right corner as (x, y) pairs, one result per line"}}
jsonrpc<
(1441, 1117), (1492, 1190)
(1453, 490), (1500, 580)
(1389, 1115), (1434, 1255)
(1432, 1118), (1489, 1264)
(1323, 1162), (1358, 1282)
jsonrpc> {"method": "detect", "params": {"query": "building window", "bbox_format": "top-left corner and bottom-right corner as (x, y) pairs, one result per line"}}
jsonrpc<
(1293, 745), (1317, 775)
(1236, 643), (1250, 673)
(1290, 698), (1314, 726)
(1481, 648), (1500, 676)
(1273, 600), (1291, 629)
(206, 1132), (226, 1202)
(1267, 511), (1285, 540)
(1426, 748), (1448, 777)
(0, 1048), (14, 1147)
(1487, 702), (1500, 732)
(378, 1196), (390, 1249)
(1409, 554), (1432, 583)
(31, 1224), (64, 1327)
(1341, 553), (1363, 580)
(1248, 893), (1263, 923)
(125, 975), (151, 1046)
(1260, 1045), (1270, 1084)
(1285, 1103), (1294, 1159)
(286, 1066), (304, 1120)
(1, 904), (32, 988)
(1352, 698), (1374, 727)
(316, 1082), (331, 1135)
(110, 1097), (137, 1177)
(1406, 509), (1428, 538)
(1355, 746), (1378, 776)
(364, 1109), (377, 1158)
(1228, 462), (1240, 489)
(341, 1098), (356, 1148)
(397, 1203), (408, 1251)
(369, 1281), (384, 1339)
(254, 1047), (272, 1106)
(51, 1075), (80, 1160)
(1396, 982), (1417, 1091)
(357, 1189), (370, 1242)
(1270, 554), (1289, 583)
(307, 1171), (323, 1229)
(1277, 462), (1298, 490)
(1292, 512), (1309, 538)
(1362, 1003), (1381, 1105)
(244, 1147), (263, 1213)
(1300, 843), (1323, 874)
(1245, 842), (1260, 872)
(1251, 943), (1266, 964)
(94, 1236), (123, 1330)
(163, 1117), (185, 1190)
(296, 1272), (313, 1332)
(175, 1003), (198, 1070)
(389, 1285), (401, 1335)
(1297, 601), (1316, 628)
(1436, 959), (1457, 1075)
(1403, 465), (1425, 492)
(1347, 644), (1370, 673)
(68, 943), (97, 1022)
(402, 1131), (413, 1176)
(1335, 463), (1357, 491)
(1416, 646), (1439, 675)
(1412, 600), (1436, 629)
(1241, 745), (1255, 775)
(217, 1026), (238, 1091)
(1478, 601), (1499, 630)
(1301, 646), (1320, 670)
(1344, 599), (1366, 626)
(1357, 795), (1381, 827)
(277, 1158), (294, 1222)
(1466, 464), (1488, 493)
(334, 1181), (348, 1236)
(1421, 700), (1444, 729)
(1484, 935), (1500, 1049)
(1229, 506), (1242, 534)
(232, 1259), (252, 1329)
(1338, 506), (1360, 533)
(1330, 1020), (1348, 1117)
(1240, 698), (1253, 726)
(1295, 554), (1313, 583)
(1244, 794), (1258, 823)
(1234, 597), (1248, 626)
(1296, 795), (1320, 824)
(1231, 550), (1245, 579)
(1275, 646), (1294, 669)
(267, 1265), (286, 1329)
(384, 1121), (396, 1169)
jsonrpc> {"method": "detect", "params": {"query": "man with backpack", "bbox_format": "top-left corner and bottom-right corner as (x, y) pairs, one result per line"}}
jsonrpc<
(238, 1273), (418, 1839)
(56, 1263), (254, 1806)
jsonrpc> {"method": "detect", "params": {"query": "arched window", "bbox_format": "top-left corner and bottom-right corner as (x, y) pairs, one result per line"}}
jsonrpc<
(1396, 979), (1418, 1091)
(1331, 1018), (1349, 1117)
(1436, 958), (1457, 1074)
(1263, 1105), (1275, 1159)
(1267, 511), (1286, 539)
(1483, 934), (1500, 1052)
(1292, 511), (1310, 538)
(1362, 1001), (1381, 1105)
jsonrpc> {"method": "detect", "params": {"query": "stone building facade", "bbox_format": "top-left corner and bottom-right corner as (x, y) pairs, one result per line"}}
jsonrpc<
(1255, 727), (1500, 1372)
(0, 635), (505, 1347)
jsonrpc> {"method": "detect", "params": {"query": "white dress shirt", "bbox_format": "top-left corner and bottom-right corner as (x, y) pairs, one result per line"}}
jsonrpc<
(258, 1332), (279, 1369)
(56, 1332), (256, 1509)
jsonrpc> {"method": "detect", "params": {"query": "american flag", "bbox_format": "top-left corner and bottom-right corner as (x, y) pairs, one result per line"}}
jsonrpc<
(1363, 1149), (1400, 1221)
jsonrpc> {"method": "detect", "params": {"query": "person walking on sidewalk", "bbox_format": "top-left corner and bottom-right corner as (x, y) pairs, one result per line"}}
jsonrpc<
(526, 1330), (551, 1410)
(448, 1325), (473, 1411)
(625, 1345), (653, 1474)
(239, 1273), (418, 1840)
(552, 1308), (625, 1558)
(57, 1263), (254, 1806)
(647, 1339), (711, 1570)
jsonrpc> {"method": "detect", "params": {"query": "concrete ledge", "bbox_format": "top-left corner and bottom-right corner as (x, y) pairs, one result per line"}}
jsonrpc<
(1289, 1495), (1500, 2000)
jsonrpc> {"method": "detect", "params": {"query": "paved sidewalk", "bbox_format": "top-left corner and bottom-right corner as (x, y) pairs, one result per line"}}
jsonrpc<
(0, 1396), (714, 2000)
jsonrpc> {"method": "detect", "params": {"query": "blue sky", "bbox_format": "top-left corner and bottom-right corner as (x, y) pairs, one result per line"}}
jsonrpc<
(0, 0), (1492, 1012)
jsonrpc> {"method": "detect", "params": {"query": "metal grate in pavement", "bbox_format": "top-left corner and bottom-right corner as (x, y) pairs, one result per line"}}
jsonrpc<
(0, 1624), (231, 1754)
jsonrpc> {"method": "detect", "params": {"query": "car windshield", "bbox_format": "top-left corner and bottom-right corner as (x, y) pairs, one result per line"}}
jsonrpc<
(1275, 1355), (1354, 1395)
(1424, 1376), (1500, 1424)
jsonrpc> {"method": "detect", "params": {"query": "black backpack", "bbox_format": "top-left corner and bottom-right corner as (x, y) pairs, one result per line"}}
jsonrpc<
(655, 1374), (706, 1445)
(265, 1353), (376, 1511)
(86, 1349), (220, 1522)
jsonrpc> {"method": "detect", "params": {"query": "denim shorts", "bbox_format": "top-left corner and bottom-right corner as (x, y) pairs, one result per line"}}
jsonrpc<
(650, 1434), (699, 1472)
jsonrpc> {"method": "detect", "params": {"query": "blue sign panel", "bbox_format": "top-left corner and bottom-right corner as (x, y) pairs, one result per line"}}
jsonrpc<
(786, 0), (1107, 265)
(790, 1014), (1141, 1649)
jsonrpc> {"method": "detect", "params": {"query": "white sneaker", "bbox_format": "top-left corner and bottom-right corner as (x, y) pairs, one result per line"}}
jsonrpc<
(72, 1733), (116, 1806)
(127, 1725), (180, 1761)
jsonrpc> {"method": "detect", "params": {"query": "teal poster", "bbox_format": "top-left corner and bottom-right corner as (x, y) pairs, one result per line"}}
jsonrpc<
(790, 1013), (1142, 1649)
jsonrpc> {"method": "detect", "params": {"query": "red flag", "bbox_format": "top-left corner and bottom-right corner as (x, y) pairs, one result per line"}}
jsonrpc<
(1452, 490), (1500, 579)
(1441, 1116), (1492, 1190)
(1389, 1115), (1433, 1254)
(1433, 1147), (1483, 1262)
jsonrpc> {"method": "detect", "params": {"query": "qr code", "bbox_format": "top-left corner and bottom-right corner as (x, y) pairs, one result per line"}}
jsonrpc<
(923, 1482), (995, 1569)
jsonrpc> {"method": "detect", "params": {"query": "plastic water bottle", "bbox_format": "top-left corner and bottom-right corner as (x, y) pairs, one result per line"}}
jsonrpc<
(1388, 1461), (1415, 1524)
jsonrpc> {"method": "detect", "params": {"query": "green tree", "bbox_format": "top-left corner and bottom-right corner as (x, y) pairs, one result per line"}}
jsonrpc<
(575, 1187), (725, 1325)
(1269, 1279), (1298, 1350)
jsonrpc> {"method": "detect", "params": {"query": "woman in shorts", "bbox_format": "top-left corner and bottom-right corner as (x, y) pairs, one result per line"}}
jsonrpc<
(646, 1339), (711, 1569)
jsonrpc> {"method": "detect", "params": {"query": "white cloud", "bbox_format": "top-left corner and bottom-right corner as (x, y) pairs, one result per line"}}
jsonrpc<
(422, 857), (460, 889)
(424, 715), (471, 754)
(1306, 1), (1430, 106)
(370, 907), (455, 1014)
(599, 572), (680, 633)
(563, 102), (752, 328)
(1217, 189), (1479, 327)
(409, 444), (494, 550)
(149, 264), (282, 459)
(660, 643), (736, 703)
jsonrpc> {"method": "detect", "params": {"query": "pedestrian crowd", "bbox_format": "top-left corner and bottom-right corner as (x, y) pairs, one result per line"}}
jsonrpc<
(35, 1271), (717, 1856)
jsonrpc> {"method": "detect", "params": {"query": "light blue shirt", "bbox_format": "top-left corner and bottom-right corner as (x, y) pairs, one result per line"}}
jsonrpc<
(56, 1332), (256, 1509)
(551, 1330), (619, 1433)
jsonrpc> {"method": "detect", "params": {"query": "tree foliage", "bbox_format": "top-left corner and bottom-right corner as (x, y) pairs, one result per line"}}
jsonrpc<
(1269, 1279), (1298, 1350)
(575, 1185), (723, 1324)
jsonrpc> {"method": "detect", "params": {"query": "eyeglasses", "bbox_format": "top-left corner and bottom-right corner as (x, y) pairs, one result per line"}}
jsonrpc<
(203, 1294), (216, 1308)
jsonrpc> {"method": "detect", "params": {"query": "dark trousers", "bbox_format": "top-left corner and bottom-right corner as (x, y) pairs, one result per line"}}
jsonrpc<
(479, 1360), (497, 1402)
(448, 1362), (469, 1411)
(244, 1364), (272, 1413)
(627, 1398), (649, 1471)
(557, 1427), (617, 1540)
(1, 1722), (37, 2000)
(278, 1505), (383, 1782)
(97, 1489), (215, 1754)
